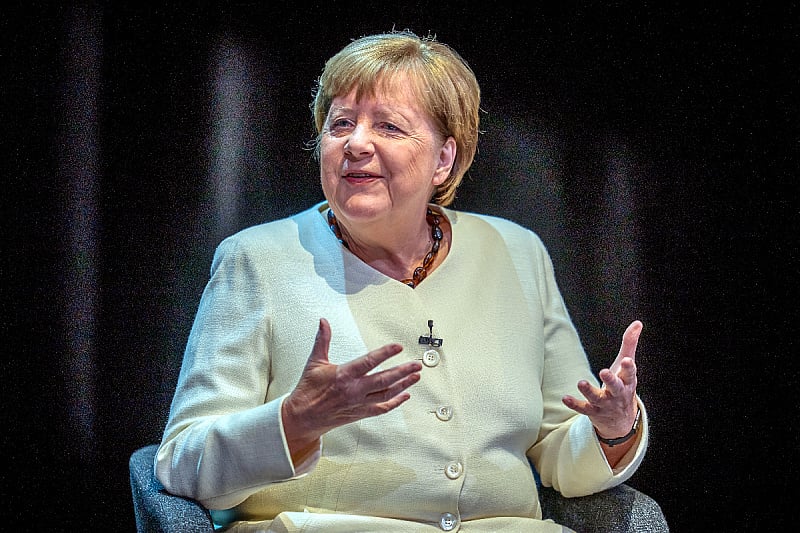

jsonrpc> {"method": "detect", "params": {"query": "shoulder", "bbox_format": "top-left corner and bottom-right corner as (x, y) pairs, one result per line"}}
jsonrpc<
(444, 207), (548, 251)
(212, 203), (325, 267)
(224, 204), (322, 246)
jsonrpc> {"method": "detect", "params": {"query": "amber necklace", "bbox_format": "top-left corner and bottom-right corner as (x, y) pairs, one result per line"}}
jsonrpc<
(327, 208), (443, 288)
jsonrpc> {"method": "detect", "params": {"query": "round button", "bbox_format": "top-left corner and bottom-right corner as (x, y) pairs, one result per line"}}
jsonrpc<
(439, 512), (458, 531)
(445, 461), (463, 480)
(435, 406), (453, 421)
(422, 349), (441, 367)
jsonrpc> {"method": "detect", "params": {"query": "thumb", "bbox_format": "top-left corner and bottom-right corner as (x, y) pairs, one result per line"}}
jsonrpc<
(308, 318), (332, 364)
(611, 320), (642, 372)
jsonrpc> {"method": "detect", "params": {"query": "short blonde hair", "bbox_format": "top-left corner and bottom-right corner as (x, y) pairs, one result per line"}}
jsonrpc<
(311, 30), (481, 206)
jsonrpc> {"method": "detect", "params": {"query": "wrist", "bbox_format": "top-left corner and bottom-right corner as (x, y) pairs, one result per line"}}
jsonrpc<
(595, 406), (641, 447)
(282, 396), (319, 445)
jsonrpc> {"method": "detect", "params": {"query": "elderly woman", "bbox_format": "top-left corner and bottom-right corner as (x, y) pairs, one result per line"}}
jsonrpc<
(155, 30), (648, 532)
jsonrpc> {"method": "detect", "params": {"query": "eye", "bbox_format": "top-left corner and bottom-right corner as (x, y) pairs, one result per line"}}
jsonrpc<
(379, 122), (403, 134)
(327, 117), (353, 134)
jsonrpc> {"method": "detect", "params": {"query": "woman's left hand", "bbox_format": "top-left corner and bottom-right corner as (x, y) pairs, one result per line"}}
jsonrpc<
(562, 320), (642, 439)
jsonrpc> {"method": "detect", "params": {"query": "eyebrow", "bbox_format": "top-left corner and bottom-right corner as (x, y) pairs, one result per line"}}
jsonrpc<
(329, 103), (416, 124)
(328, 104), (354, 115)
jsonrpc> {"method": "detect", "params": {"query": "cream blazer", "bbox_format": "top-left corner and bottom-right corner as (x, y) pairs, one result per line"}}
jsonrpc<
(155, 202), (648, 532)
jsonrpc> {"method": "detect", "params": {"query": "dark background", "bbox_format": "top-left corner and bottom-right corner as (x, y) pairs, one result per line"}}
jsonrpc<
(4, 2), (797, 531)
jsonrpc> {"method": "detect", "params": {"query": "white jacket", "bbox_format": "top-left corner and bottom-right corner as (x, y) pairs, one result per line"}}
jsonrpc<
(155, 202), (648, 532)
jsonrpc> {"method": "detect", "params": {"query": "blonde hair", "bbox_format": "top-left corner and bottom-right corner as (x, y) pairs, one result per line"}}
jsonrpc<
(311, 30), (481, 206)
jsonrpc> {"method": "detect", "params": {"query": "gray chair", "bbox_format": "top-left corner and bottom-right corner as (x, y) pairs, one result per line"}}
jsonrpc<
(130, 444), (668, 532)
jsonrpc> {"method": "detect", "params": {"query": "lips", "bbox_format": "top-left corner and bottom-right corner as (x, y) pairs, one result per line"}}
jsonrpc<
(343, 172), (380, 184)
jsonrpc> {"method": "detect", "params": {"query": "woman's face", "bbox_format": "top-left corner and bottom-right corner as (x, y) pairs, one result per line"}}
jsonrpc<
(319, 74), (455, 231)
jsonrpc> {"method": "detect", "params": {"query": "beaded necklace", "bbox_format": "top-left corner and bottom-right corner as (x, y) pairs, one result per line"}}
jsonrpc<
(327, 208), (443, 288)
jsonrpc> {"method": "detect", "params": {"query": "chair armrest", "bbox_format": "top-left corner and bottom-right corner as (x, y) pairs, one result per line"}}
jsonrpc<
(539, 483), (669, 533)
(129, 444), (215, 533)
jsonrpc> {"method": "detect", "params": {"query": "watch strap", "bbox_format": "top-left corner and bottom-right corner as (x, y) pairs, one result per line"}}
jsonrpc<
(596, 406), (642, 447)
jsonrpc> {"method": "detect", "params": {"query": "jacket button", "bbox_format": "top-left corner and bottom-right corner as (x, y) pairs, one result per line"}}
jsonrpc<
(445, 461), (463, 480)
(435, 406), (453, 421)
(422, 349), (441, 367)
(439, 512), (458, 531)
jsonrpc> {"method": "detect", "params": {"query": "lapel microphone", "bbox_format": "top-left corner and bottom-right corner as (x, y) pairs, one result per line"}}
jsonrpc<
(418, 319), (443, 347)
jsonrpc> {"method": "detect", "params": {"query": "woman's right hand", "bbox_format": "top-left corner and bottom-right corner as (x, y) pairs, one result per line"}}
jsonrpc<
(281, 318), (422, 464)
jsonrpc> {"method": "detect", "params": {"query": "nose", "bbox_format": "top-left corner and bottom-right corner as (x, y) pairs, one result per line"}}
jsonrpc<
(344, 124), (373, 159)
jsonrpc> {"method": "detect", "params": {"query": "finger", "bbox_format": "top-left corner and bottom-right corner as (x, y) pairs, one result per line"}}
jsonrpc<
(367, 390), (414, 416)
(615, 357), (638, 386)
(341, 343), (405, 378)
(599, 368), (624, 392)
(307, 318), (332, 364)
(611, 320), (642, 373)
(576, 379), (605, 405)
(366, 371), (421, 403)
(358, 360), (419, 390)
(363, 362), (422, 394)
(562, 394), (596, 416)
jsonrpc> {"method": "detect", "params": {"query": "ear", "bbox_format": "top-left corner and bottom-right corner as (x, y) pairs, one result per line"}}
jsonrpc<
(432, 136), (457, 186)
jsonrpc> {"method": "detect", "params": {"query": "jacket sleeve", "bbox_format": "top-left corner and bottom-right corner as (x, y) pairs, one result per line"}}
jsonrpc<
(154, 235), (320, 510)
(524, 232), (648, 497)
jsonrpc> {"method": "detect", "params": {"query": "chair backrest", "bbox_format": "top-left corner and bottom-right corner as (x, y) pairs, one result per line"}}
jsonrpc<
(129, 444), (214, 533)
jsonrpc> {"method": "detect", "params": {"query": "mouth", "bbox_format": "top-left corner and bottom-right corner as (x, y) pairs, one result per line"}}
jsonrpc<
(343, 172), (380, 184)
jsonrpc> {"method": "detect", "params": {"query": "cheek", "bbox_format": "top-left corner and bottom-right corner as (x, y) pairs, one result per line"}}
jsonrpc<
(319, 140), (340, 174)
(404, 147), (440, 179)
(384, 143), (422, 172)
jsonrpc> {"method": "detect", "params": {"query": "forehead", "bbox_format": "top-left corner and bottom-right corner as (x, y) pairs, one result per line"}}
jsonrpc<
(331, 73), (425, 114)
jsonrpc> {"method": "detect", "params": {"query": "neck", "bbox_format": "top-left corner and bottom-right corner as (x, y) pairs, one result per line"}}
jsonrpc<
(328, 206), (445, 287)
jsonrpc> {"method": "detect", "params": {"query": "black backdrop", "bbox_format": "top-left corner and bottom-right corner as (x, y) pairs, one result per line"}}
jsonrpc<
(4, 2), (797, 531)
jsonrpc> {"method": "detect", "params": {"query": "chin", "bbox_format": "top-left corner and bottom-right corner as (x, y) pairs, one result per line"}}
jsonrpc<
(337, 196), (390, 220)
